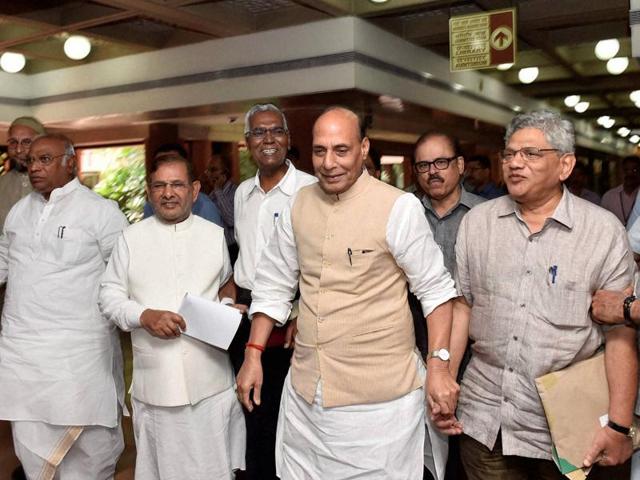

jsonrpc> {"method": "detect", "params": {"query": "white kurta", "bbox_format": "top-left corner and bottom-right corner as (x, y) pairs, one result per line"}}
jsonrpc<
(0, 177), (128, 427)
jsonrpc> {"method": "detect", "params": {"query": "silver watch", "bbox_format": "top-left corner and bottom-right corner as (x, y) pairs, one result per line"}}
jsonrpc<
(428, 348), (451, 362)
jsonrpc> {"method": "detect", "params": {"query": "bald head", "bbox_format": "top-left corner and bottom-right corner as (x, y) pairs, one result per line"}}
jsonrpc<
(312, 106), (370, 195)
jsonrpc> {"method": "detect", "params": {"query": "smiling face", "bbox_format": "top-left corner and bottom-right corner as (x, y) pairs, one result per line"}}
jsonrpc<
(246, 110), (290, 175)
(502, 127), (575, 205)
(147, 160), (200, 224)
(312, 108), (369, 195)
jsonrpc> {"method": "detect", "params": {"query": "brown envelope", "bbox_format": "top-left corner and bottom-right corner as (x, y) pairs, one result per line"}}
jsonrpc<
(535, 352), (607, 480)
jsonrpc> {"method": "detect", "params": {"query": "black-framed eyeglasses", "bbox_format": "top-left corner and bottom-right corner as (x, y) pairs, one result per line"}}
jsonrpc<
(25, 153), (67, 167)
(8, 138), (32, 149)
(414, 156), (457, 173)
(246, 127), (288, 139)
(500, 147), (560, 163)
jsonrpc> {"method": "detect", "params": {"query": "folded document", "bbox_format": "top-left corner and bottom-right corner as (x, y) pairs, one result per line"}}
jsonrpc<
(177, 293), (242, 350)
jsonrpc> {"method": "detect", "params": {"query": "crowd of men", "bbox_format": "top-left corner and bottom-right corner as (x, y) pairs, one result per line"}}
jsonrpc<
(0, 105), (639, 480)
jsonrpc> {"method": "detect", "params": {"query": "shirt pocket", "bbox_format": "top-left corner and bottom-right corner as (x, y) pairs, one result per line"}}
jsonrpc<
(42, 226), (95, 266)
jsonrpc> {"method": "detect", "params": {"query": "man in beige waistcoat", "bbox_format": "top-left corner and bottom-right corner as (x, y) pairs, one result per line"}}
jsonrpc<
(237, 106), (459, 478)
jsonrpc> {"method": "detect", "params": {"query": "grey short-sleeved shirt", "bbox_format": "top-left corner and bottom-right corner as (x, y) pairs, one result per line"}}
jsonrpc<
(455, 188), (634, 460)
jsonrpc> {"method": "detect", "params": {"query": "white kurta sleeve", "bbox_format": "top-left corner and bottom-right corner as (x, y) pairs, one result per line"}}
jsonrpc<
(99, 235), (146, 331)
(249, 197), (299, 325)
(97, 200), (130, 262)
(220, 237), (232, 286)
(387, 193), (457, 316)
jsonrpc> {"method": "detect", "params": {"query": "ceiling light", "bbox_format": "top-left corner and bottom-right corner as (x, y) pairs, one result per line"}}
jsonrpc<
(630, 134), (640, 144)
(64, 35), (91, 60)
(636, 101), (640, 109)
(606, 57), (629, 75)
(597, 115), (610, 126)
(496, 63), (513, 71)
(618, 127), (631, 137)
(518, 67), (539, 84)
(630, 90), (640, 103)
(594, 39), (620, 60)
(452, 83), (464, 91)
(574, 101), (590, 113)
(512, 105), (522, 112)
(421, 71), (433, 79)
(604, 118), (616, 129)
(0, 52), (26, 73)
(369, 0), (389, 3)
(564, 95), (580, 108)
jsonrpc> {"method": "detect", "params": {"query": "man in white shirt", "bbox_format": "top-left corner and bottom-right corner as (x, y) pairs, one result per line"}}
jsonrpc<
(0, 133), (129, 479)
(237, 106), (458, 479)
(231, 103), (316, 479)
(100, 152), (245, 480)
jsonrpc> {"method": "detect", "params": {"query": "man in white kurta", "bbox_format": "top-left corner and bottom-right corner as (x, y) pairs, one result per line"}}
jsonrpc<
(237, 107), (459, 479)
(100, 153), (245, 480)
(0, 134), (128, 479)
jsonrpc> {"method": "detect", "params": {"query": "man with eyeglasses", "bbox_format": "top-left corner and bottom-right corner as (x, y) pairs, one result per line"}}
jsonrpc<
(0, 134), (129, 478)
(412, 131), (484, 480)
(100, 151), (246, 479)
(1, 117), (45, 229)
(230, 103), (316, 480)
(439, 110), (637, 480)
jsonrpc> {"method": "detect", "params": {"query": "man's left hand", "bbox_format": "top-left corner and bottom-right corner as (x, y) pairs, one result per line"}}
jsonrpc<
(583, 425), (633, 467)
(591, 287), (633, 325)
(426, 364), (459, 417)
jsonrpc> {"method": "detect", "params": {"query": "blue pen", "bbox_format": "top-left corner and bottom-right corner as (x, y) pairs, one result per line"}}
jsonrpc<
(549, 265), (558, 284)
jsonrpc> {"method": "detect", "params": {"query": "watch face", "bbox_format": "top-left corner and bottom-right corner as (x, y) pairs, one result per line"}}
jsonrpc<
(438, 349), (450, 361)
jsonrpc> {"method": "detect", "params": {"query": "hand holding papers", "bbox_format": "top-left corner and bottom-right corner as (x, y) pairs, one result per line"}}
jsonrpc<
(178, 293), (242, 350)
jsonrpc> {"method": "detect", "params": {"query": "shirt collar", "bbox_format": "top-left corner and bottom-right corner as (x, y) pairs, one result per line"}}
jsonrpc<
(154, 212), (194, 232)
(42, 177), (80, 203)
(497, 186), (574, 230)
(420, 184), (472, 216)
(248, 159), (297, 198)
(325, 169), (370, 203)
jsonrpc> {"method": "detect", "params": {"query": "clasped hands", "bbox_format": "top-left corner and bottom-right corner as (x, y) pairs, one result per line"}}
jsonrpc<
(428, 364), (463, 435)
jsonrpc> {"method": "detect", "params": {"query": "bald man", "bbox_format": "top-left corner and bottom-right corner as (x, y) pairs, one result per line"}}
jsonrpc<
(237, 106), (458, 478)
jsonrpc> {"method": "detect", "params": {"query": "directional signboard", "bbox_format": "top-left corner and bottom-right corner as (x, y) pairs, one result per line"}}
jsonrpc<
(450, 8), (516, 72)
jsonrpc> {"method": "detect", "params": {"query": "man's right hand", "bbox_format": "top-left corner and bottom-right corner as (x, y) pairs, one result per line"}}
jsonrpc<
(236, 348), (264, 412)
(140, 309), (186, 339)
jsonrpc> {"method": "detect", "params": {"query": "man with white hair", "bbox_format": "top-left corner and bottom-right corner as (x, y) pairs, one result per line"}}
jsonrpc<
(0, 133), (128, 478)
(444, 110), (637, 479)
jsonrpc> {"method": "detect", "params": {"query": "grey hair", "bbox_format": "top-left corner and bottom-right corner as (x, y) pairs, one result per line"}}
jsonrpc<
(505, 110), (575, 154)
(32, 133), (76, 168)
(244, 103), (289, 135)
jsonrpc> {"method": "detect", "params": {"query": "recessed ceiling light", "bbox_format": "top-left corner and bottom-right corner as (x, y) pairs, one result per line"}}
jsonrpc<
(369, 0), (389, 3)
(618, 127), (631, 137)
(594, 39), (620, 60)
(564, 95), (580, 108)
(518, 67), (539, 84)
(629, 134), (640, 144)
(64, 35), (91, 60)
(0, 52), (26, 73)
(496, 63), (513, 71)
(604, 118), (616, 129)
(452, 83), (464, 91)
(512, 105), (522, 112)
(421, 71), (433, 79)
(574, 101), (590, 113)
(606, 57), (629, 75)
(597, 115), (610, 126)
(630, 90), (640, 103)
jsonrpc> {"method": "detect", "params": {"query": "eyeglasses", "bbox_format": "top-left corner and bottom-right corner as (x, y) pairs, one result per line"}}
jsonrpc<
(246, 127), (288, 139)
(500, 147), (560, 163)
(25, 153), (67, 167)
(8, 138), (32, 149)
(414, 156), (457, 173)
(149, 181), (190, 193)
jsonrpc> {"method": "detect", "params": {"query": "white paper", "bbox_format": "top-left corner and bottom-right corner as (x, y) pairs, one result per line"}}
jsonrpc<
(178, 293), (242, 350)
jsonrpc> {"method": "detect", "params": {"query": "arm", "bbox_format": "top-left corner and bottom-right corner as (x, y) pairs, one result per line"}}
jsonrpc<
(449, 296), (471, 380)
(584, 326), (637, 467)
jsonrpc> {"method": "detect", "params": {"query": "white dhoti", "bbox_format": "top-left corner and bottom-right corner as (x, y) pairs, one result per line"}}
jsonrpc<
(132, 386), (245, 480)
(12, 420), (124, 480)
(275, 373), (425, 480)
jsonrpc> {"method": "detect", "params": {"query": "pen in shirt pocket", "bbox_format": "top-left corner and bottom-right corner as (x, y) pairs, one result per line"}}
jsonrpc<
(273, 212), (279, 225)
(548, 265), (558, 284)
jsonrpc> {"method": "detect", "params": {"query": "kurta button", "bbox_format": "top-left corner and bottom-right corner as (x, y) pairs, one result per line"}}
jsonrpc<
(318, 316), (324, 322)
(526, 270), (531, 275)
(508, 367), (514, 372)
(513, 335), (518, 341)
(520, 304), (525, 308)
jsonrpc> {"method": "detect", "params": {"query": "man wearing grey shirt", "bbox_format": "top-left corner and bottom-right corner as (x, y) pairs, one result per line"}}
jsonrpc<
(440, 110), (637, 479)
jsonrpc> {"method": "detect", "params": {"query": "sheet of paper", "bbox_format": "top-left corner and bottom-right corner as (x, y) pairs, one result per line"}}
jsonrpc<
(177, 292), (242, 350)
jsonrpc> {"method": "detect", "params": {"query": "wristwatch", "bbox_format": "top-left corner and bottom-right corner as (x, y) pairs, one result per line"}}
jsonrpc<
(428, 348), (450, 362)
(623, 295), (638, 328)
(607, 419), (638, 448)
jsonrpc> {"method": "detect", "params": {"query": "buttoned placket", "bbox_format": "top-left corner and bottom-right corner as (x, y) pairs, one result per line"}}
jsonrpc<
(32, 200), (54, 260)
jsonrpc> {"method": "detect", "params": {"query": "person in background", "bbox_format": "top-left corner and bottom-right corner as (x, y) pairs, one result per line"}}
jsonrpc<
(205, 155), (238, 263)
(464, 154), (505, 200)
(143, 143), (224, 227)
(600, 155), (640, 226)
(364, 147), (382, 179)
(567, 161), (600, 204)
(0, 134), (128, 478)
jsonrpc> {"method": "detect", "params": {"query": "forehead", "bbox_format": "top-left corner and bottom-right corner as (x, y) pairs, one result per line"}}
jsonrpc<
(30, 137), (64, 153)
(507, 127), (548, 146)
(151, 160), (190, 180)
(313, 111), (359, 145)
(250, 110), (284, 128)
(9, 124), (38, 139)
(415, 135), (454, 158)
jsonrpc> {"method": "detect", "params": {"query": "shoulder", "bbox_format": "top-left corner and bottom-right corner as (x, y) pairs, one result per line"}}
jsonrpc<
(571, 193), (624, 229)
(600, 186), (620, 202)
(293, 168), (317, 188)
(235, 177), (256, 201)
(192, 214), (224, 235)
(76, 183), (124, 216)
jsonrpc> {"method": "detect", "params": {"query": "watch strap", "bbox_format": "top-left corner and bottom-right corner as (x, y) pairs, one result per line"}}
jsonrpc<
(623, 295), (637, 328)
(607, 419), (631, 436)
